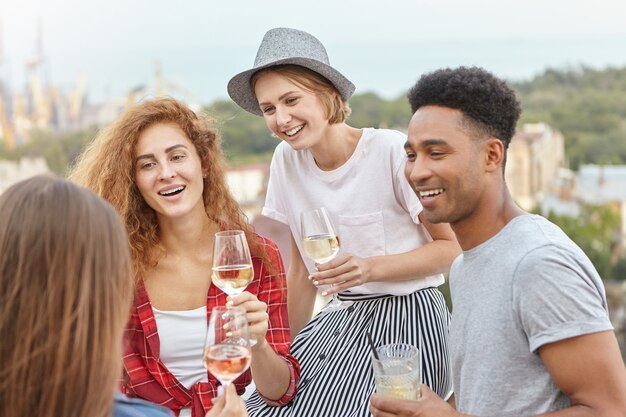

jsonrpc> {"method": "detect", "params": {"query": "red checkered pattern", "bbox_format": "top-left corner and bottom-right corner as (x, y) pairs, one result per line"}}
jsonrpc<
(121, 236), (299, 417)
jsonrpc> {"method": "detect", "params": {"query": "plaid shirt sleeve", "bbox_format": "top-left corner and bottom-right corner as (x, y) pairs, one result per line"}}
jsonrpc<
(250, 235), (300, 406)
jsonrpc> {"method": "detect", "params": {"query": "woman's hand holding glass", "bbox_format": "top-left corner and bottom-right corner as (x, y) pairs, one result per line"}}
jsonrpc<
(310, 252), (373, 295)
(212, 230), (264, 346)
(205, 383), (248, 417)
(300, 207), (352, 311)
(227, 292), (269, 349)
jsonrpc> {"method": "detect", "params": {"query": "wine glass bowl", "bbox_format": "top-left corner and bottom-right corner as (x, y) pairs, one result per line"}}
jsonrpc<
(212, 230), (254, 297)
(302, 234), (340, 264)
(203, 306), (252, 386)
(300, 207), (352, 312)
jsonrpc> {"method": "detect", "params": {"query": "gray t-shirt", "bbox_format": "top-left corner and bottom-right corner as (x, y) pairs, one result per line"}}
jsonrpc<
(449, 214), (613, 417)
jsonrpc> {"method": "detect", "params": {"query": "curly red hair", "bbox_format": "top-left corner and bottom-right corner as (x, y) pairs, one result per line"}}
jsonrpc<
(70, 98), (271, 280)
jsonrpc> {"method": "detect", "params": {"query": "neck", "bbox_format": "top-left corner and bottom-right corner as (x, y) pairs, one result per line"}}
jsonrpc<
(309, 123), (362, 171)
(157, 208), (219, 259)
(452, 183), (525, 251)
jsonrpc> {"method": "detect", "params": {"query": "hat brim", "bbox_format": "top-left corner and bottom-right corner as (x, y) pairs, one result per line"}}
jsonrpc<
(227, 57), (355, 116)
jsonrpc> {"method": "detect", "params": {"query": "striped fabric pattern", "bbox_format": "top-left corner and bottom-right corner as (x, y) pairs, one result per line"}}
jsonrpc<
(246, 288), (451, 417)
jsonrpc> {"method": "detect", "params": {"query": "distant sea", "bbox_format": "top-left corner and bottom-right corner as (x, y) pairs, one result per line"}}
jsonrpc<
(3, 35), (626, 105)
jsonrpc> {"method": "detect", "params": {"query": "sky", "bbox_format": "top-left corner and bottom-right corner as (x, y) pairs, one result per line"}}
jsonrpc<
(2, 0), (626, 104)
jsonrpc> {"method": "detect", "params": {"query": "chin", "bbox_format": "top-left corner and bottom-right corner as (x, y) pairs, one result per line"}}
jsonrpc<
(286, 141), (308, 151)
(423, 211), (450, 225)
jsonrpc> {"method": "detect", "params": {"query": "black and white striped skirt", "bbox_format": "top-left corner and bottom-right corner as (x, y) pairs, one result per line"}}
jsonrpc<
(246, 287), (452, 417)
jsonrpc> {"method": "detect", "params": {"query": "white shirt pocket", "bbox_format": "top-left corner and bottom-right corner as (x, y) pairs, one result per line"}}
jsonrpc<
(337, 211), (386, 258)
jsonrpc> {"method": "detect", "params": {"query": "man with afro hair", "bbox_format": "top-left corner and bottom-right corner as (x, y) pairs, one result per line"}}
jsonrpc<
(370, 66), (626, 417)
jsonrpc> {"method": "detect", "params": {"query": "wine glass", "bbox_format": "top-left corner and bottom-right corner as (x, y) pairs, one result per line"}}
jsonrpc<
(212, 230), (254, 297)
(300, 207), (353, 312)
(203, 306), (252, 387)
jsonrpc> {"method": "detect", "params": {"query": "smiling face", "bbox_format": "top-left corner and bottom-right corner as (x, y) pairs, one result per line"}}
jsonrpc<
(134, 122), (206, 221)
(404, 105), (488, 226)
(253, 71), (333, 151)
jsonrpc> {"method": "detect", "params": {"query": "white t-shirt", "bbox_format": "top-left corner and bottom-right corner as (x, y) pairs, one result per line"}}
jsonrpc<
(152, 305), (208, 417)
(262, 127), (444, 296)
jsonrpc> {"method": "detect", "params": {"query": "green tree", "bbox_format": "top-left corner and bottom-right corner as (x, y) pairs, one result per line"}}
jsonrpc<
(514, 65), (626, 170)
(0, 127), (98, 175)
(205, 100), (276, 165)
(545, 203), (622, 280)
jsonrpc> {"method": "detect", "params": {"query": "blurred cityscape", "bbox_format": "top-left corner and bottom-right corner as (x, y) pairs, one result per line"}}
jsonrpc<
(0, 20), (625, 357)
(0, 20), (204, 149)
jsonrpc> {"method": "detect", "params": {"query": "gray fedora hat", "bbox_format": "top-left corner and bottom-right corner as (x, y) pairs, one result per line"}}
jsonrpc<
(227, 27), (355, 116)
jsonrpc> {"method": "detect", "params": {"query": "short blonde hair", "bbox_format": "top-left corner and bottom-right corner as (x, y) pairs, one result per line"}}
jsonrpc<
(252, 64), (352, 124)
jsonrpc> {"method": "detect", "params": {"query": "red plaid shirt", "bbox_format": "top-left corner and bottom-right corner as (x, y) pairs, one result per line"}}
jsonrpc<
(121, 236), (299, 417)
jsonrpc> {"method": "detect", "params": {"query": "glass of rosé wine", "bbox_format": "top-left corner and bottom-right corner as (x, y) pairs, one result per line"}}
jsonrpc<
(203, 306), (251, 387)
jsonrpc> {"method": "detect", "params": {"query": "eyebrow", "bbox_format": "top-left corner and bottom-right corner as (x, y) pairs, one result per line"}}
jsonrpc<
(405, 138), (449, 150)
(258, 91), (299, 107)
(135, 144), (189, 162)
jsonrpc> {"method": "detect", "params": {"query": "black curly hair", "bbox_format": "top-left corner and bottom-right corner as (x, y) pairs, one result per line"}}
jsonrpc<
(407, 66), (521, 148)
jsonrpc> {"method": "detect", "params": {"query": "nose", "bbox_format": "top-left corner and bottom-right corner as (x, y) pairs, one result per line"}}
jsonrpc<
(407, 156), (432, 185)
(158, 162), (175, 180)
(275, 106), (292, 127)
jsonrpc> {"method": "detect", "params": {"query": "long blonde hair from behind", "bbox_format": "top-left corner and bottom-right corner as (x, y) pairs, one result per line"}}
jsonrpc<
(70, 98), (269, 280)
(0, 175), (133, 417)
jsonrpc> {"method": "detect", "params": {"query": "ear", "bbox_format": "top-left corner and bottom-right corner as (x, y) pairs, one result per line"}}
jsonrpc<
(484, 138), (505, 173)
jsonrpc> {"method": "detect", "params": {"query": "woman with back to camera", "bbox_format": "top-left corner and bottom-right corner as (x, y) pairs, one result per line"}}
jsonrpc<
(0, 174), (172, 417)
(70, 98), (299, 417)
(227, 28), (461, 416)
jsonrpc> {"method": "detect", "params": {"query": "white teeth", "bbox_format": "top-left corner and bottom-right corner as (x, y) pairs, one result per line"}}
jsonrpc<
(285, 125), (303, 136)
(159, 186), (184, 196)
(419, 188), (444, 197)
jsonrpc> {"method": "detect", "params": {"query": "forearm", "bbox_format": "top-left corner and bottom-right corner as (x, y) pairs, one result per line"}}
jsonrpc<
(286, 266), (317, 338)
(368, 239), (460, 283)
(535, 407), (619, 417)
(250, 340), (293, 401)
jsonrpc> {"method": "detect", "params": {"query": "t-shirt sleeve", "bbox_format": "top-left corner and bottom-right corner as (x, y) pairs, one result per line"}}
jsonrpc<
(261, 146), (289, 225)
(391, 147), (422, 224)
(512, 244), (613, 353)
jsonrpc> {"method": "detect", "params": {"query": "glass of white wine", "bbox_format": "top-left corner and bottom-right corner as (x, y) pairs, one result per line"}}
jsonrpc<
(212, 230), (254, 297)
(203, 306), (252, 387)
(300, 207), (353, 312)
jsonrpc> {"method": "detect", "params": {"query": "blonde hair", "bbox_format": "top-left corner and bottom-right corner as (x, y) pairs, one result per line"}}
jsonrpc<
(252, 64), (352, 124)
(0, 175), (132, 417)
(70, 98), (269, 279)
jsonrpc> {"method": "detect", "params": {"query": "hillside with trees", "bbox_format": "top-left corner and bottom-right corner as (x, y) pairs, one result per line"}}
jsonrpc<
(209, 65), (626, 170)
(2, 65), (625, 174)
(207, 92), (412, 165)
(1, 66), (626, 284)
(514, 66), (626, 169)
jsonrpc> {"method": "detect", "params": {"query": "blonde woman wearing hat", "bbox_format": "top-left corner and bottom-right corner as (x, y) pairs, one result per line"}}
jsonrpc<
(228, 28), (461, 417)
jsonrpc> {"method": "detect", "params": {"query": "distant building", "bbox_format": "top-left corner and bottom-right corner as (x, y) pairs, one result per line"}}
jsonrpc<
(225, 163), (269, 219)
(0, 157), (50, 194)
(506, 123), (566, 211)
(540, 163), (626, 278)
(572, 164), (626, 247)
